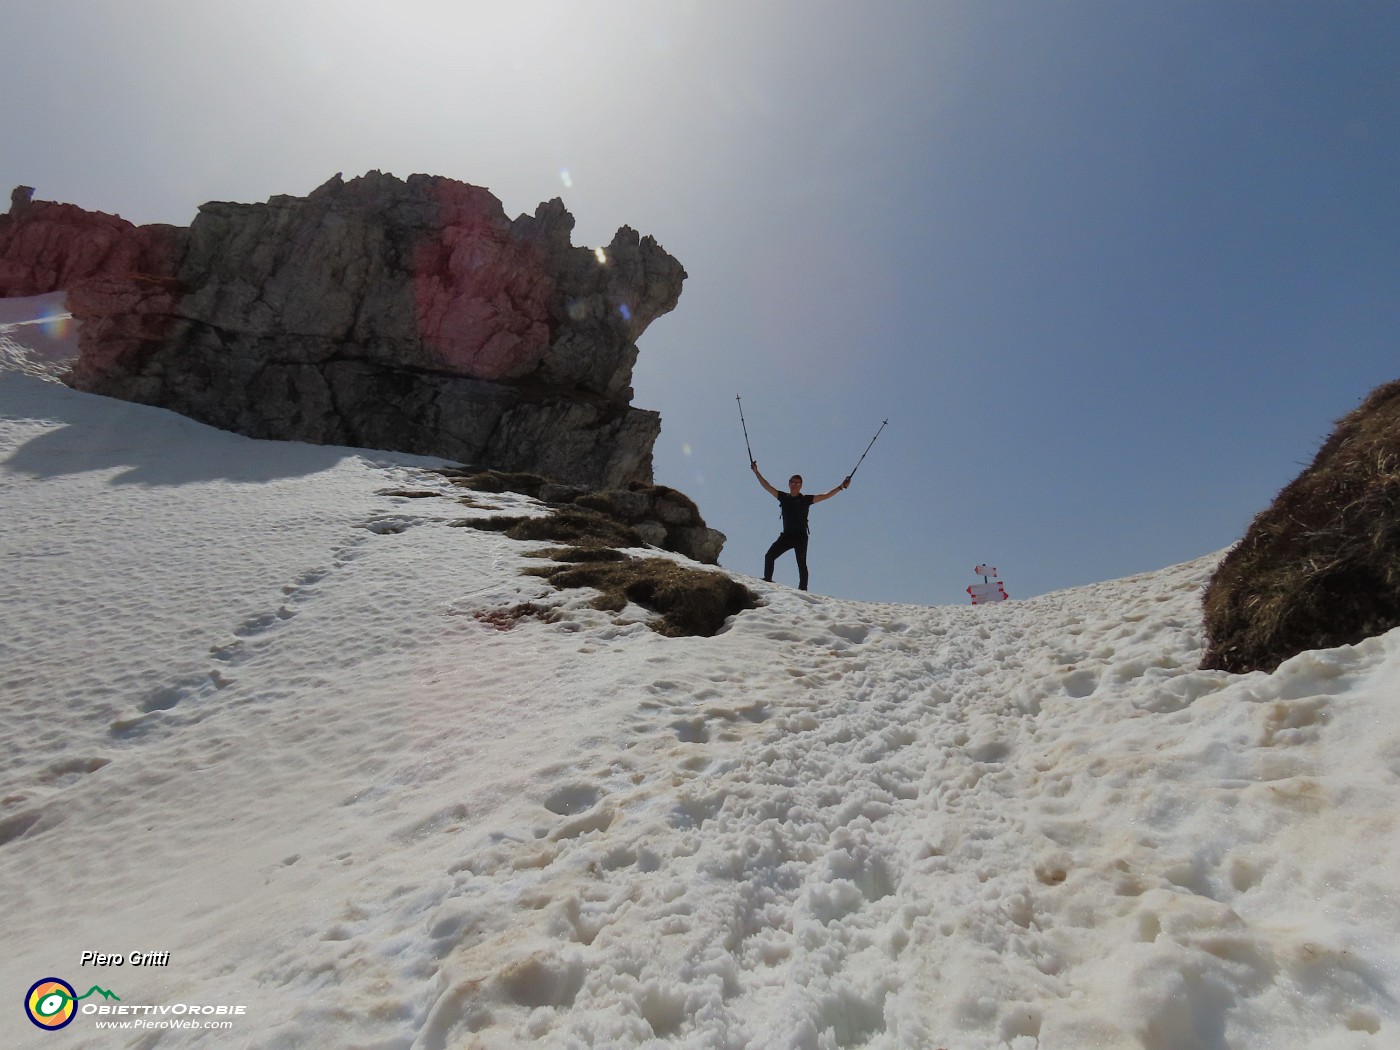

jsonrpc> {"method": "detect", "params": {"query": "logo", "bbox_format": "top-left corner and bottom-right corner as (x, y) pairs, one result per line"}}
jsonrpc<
(24, 979), (119, 1031)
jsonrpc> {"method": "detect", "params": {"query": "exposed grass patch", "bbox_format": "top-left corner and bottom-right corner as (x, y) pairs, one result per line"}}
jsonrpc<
(573, 484), (698, 522)
(524, 555), (760, 638)
(525, 546), (631, 564)
(471, 603), (561, 631)
(451, 507), (643, 549)
(1202, 378), (1400, 673)
(429, 466), (724, 563)
(439, 470), (754, 637)
(435, 467), (550, 499)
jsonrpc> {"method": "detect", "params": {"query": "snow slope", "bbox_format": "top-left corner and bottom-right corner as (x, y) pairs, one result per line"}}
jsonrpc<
(2, 342), (1399, 1049)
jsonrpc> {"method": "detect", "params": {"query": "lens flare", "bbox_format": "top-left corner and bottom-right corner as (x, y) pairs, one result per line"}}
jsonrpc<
(559, 168), (573, 188)
(594, 248), (607, 265)
(40, 307), (72, 340)
(618, 303), (631, 321)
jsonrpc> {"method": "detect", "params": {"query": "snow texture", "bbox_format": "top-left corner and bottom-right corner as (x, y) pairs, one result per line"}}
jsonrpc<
(2, 315), (1398, 1049)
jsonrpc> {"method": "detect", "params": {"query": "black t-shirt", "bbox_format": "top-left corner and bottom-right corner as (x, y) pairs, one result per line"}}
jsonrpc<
(776, 493), (815, 535)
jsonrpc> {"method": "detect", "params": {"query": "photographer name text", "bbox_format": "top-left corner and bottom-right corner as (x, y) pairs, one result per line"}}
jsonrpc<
(80, 951), (171, 967)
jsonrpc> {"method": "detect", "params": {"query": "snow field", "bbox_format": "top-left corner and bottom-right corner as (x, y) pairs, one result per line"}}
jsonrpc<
(2, 362), (1399, 1049)
(392, 559), (1400, 1050)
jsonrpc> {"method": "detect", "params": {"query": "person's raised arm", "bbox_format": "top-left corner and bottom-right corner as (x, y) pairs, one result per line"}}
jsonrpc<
(812, 476), (852, 504)
(751, 461), (782, 498)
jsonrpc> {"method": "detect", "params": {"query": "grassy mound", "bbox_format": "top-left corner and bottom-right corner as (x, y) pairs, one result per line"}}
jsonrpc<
(1202, 378), (1400, 673)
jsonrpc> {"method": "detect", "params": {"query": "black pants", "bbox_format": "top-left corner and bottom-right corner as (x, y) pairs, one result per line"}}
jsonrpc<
(764, 531), (809, 590)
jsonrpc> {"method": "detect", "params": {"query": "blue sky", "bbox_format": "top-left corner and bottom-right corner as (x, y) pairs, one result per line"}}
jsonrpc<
(5, 1), (1398, 604)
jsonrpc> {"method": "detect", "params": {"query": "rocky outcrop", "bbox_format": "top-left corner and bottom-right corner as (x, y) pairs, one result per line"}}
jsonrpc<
(1202, 378), (1400, 673)
(441, 467), (726, 565)
(0, 187), (185, 297)
(0, 173), (687, 490)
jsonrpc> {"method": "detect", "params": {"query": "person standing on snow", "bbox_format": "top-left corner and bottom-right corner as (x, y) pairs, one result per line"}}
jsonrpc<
(751, 461), (850, 591)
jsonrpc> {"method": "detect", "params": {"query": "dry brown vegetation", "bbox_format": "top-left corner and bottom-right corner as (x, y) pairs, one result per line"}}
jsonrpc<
(438, 468), (550, 499)
(523, 549), (760, 638)
(451, 507), (644, 549)
(471, 603), (561, 631)
(434, 466), (722, 560)
(1202, 378), (1400, 673)
(452, 501), (759, 638)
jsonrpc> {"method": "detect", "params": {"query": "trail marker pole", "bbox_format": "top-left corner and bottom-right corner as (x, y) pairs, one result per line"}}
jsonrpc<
(968, 564), (1009, 604)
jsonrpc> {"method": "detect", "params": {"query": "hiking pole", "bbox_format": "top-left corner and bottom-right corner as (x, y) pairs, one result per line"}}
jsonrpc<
(737, 395), (755, 465)
(848, 418), (889, 480)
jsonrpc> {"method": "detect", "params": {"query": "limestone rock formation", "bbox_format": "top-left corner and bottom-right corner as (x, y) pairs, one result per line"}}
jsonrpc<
(1201, 378), (1400, 673)
(0, 188), (184, 297)
(0, 173), (687, 491)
